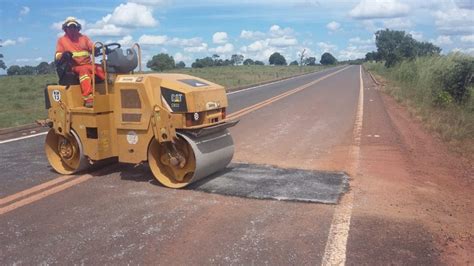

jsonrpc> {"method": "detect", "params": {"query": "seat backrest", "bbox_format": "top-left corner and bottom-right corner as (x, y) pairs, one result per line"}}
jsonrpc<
(106, 48), (138, 73)
(56, 62), (79, 86)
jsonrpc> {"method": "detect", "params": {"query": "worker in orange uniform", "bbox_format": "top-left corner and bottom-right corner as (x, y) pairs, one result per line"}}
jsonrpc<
(55, 17), (104, 107)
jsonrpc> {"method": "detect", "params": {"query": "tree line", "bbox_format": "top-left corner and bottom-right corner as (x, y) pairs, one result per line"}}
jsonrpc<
(365, 29), (441, 67)
(146, 51), (337, 72)
(5, 61), (56, 75)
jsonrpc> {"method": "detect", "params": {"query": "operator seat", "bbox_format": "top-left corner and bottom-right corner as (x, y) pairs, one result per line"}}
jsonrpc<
(106, 48), (138, 73)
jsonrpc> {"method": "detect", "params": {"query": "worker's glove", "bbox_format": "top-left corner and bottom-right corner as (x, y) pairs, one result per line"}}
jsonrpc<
(61, 51), (73, 61)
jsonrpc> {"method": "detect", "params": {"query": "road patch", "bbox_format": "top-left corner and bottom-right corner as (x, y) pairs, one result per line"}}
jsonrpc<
(189, 163), (349, 204)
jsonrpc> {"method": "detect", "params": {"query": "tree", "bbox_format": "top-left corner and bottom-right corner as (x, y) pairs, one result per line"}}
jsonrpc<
(416, 42), (441, 57)
(146, 53), (175, 71)
(375, 29), (441, 67)
(304, 57), (316, 66)
(298, 49), (306, 66)
(243, 58), (254, 65)
(176, 61), (186, 69)
(7, 65), (21, 75)
(365, 51), (380, 62)
(0, 42), (5, 70)
(36, 61), (53, 74)
(231, 54), (244, 65)
(254, 60), (265, 65)
(320, 52), (337, 65)
(269, 52), (287, 65)
(0, 54), (5, 70)
(191, 57), (214, 68)
(19, 65), (35, 75)
(289, 60), (299, 66)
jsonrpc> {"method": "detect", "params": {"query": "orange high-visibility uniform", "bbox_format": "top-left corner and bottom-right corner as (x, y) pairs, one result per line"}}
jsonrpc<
(55, 33), (104, 101)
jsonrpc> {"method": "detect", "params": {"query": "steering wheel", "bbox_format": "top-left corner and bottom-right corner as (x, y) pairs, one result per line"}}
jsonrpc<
(94, 43), (121, 57)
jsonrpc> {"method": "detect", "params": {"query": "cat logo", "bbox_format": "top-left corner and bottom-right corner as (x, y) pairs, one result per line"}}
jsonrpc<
(171, 94), (183, 103)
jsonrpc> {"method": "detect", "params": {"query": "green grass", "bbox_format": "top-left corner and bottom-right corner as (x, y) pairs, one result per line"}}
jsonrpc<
(0, 65), (326, 128)
(0, 74), (57, 128)
(364, 54), (474, 155)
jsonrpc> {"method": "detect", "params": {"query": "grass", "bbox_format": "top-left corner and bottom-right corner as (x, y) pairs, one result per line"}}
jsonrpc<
(0, 65), (326, 128)
(364, 54), (474, 156)
(0, 74), (57, 128)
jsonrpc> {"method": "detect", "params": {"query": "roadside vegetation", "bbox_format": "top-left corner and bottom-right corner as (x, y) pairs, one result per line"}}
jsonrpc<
(364, 29), (474, 155)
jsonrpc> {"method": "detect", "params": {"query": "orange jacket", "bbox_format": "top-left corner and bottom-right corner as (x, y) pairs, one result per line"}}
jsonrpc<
(55, 33), (93, 66)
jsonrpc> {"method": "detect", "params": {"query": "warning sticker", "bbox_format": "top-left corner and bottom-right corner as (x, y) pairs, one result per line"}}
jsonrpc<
(126, 131), (138, 145)
(52, 90), (61, 102)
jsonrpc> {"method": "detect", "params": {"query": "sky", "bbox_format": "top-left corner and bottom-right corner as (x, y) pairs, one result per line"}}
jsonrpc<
(0, 0), (473, 73)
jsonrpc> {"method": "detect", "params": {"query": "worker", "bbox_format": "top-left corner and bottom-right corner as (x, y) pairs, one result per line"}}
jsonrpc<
(55, 17), (104, 107)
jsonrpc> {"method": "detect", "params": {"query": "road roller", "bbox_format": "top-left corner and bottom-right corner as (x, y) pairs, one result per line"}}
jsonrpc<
(43, 42), (237, 188)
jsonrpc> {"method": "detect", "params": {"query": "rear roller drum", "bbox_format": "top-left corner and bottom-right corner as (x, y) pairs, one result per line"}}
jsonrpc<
(148, 129), (234, 188)
(44, 129), (89, 175)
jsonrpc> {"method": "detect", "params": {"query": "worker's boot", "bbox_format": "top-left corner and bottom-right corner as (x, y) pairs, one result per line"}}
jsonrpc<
(84, 94), (94, 108)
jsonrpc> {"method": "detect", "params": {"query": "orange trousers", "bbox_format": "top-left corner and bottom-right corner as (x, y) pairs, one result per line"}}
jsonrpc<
(72, 64), (105, 100)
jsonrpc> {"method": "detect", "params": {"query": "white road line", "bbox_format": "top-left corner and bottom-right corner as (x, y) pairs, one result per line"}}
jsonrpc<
(322, 65), (364, 266)
(0, 131), (48, 145)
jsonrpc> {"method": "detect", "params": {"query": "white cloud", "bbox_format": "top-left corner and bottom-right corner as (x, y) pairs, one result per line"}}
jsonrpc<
(382, 18), (413, 29)
(269, 25), (294, 38)
(454, 0), (474, 10)
(349, 0), (410, 19)
(138, 34), (168, 45)
(174, 52), (191, 64)
(35, 57), (43, 62)
(338, 45), (367, 60)
(129, 0), (167, 6)
(460, 35), (474, 43)
(239, 25), (301, 63)
(184, 43), (208, 53)
(349, 37), (374, 45)
(431, 35), (453, 46)
(85, 24), (129, 37)
(20, 6), (30, 16)
(108, 3), (158, 27)
(240, 30), (265, 40)
(245, 40), (268, 52)
(409, 31), (424, 41)
(117, 35), (135, 46)
(212, 32), (228, 44)
(209, 43), (234, 54)
(168, 37), (203, 47)
(0, 39), (16, 46)
(17, 37), (29, 44)
(318, 42), (337, 53)
(434, 8), (474, 35)
(326, 21), (341, 32)
(16, 58), (30, 63)
(268, 37), (298, 47)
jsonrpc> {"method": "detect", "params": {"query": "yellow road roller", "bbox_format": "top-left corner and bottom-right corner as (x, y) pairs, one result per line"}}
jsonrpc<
(44, 42), (237, 188)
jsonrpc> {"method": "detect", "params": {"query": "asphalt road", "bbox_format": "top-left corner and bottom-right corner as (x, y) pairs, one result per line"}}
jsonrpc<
(0, 65), (458, 264)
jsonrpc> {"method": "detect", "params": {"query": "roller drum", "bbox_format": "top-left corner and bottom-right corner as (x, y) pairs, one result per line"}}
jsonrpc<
(178, 128), (234, 183)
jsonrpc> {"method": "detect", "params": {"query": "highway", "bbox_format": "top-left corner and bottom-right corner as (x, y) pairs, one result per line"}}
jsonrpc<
(0, 65), (471, 264)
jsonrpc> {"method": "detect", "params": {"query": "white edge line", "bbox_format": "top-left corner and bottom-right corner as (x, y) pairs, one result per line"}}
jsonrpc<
(0, 131), (48, 145)
(321, 65), (363, 266)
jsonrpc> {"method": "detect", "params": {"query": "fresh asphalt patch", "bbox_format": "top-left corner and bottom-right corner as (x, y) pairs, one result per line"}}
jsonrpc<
(188, 163), (350, 204)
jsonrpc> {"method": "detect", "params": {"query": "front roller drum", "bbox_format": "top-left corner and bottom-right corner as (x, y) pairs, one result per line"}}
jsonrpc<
(45, 129), (90, 175)
(148, 129), (234, 188)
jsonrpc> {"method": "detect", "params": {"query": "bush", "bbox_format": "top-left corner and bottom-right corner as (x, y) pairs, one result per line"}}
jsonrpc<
(433, 55), (473, 104)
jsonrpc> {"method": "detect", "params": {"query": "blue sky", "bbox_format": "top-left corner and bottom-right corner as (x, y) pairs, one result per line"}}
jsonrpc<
(0, 0), (473, 73)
